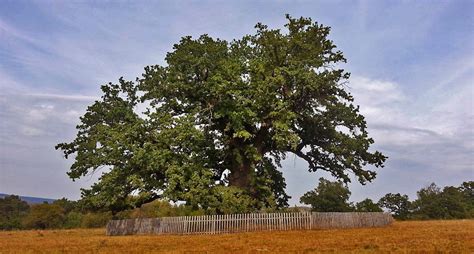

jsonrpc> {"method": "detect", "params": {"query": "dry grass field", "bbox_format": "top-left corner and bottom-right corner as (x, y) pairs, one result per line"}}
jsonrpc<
(0, 220), (472, 253)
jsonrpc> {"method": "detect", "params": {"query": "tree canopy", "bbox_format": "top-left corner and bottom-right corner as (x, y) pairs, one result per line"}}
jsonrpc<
(56, 15), (386, 213)
(378, 193), (411, 220)
(300, 177), (354, 212)
(355, 198), (383, 212)
(412, 182), (473, 219)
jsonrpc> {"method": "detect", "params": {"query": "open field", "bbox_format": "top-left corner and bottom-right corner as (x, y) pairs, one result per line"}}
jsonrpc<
(0, 220), (472, 253)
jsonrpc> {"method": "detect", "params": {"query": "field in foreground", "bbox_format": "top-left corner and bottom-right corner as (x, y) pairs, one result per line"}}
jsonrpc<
(0, 220), (472, 253)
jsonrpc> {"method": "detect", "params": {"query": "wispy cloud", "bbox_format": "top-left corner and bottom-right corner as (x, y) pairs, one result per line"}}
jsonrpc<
(26, 93), (97, 101)
(0, 18), (37, 43)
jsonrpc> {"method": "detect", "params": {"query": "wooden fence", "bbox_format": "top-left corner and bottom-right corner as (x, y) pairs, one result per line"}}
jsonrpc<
(106, 212), (393, 236)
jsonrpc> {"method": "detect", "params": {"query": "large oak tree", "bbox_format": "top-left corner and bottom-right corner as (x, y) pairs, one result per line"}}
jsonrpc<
(56, 16), (386, 213)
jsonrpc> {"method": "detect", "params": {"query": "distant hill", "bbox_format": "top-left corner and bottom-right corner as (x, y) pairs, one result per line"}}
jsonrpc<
(0, 193), (56, 204)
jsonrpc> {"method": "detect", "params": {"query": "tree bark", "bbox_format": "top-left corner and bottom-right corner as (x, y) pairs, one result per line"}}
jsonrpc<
(228, 158), (252, 190)
(227, 126), (268, 192)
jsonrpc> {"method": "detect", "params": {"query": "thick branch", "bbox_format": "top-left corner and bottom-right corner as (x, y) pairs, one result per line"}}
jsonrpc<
(291, 148), (326, 172)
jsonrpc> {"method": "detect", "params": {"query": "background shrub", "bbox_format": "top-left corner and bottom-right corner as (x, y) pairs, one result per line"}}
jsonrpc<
(81, 212), (112, 228)
(64, 211), (83, 229)
(22, 204), (65, 229)
(0, 195), (30, 230)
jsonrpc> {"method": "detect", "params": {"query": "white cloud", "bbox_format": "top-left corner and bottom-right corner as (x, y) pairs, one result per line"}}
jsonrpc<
(20, 126), (43, 136)
(347, 74), (472, 173)
(26, 93), (97, 102)
(349, 75), (408, 134)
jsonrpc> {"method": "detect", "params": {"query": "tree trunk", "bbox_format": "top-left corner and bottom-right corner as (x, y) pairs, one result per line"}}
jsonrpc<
(228, 158), (252, 191)
(227, 128), (267, 192)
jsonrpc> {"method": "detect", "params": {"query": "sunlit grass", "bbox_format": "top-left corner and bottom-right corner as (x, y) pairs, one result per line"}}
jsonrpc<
(0, 220), (472, 253)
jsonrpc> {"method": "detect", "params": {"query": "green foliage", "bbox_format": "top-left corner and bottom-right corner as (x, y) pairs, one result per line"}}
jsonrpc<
(53, 198), (77, 213)
(56, 15), (386, 213)
(378, 182), (474, 220)
(208, 186), (256, 214)
(378, 193), (411, 220)
(251, 157), (291, 211)
(411, 183), (442, 219)
(300, 178), (354, 212)
(81, 212), (113, 228)
(460, 181), (474, 217)
(0, 195), (30, 230)
(114, 209), (134, 220)
(64, 211), (83, 229)
(22, 204), (65, 229)
(131, 200), (175, 218)
(355, 198), (382, 212)
(412, 183), (472, 219)
(129, 199), (204, 218)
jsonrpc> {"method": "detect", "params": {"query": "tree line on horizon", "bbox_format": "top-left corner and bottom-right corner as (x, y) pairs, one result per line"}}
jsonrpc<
(1, 180), (472, 230)
(300, 178), (473, 220)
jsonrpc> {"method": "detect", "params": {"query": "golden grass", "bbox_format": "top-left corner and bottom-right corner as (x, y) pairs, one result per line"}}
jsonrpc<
(0, 220), (472, 253)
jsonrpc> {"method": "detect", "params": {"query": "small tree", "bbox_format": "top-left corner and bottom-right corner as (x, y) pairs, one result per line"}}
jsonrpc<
(300, 178), (353, 212)
(355, 198), (382, 212)
(378, 193), (411, 220)
(412, 183), (442, 219)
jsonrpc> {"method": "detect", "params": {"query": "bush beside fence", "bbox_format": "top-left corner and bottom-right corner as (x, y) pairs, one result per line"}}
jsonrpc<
(106, 212), (393, 236)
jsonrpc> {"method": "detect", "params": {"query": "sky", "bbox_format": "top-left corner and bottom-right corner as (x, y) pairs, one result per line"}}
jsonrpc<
(0, 0), (473, 205)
